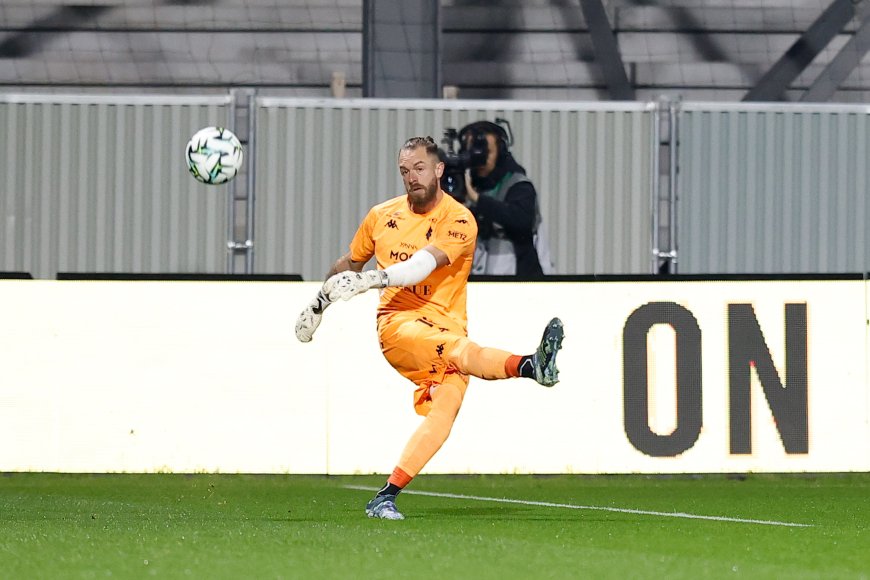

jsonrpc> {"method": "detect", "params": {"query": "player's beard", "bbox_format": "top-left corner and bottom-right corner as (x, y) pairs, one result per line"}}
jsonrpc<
(407, 179), (438, 210)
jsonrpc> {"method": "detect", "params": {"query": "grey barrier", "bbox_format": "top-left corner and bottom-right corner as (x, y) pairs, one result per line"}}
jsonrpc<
(5, 93), (866, 279)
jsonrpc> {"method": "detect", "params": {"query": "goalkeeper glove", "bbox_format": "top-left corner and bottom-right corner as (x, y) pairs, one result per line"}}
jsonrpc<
(325, 270), (388, 302)
(295, 285), (334, 343)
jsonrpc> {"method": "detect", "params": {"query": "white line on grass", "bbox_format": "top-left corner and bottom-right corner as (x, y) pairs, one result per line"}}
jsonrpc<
(344, 485), (812, 528)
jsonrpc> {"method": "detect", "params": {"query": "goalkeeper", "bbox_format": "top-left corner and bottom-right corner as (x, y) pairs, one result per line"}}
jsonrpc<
(295, 136), (564, 520)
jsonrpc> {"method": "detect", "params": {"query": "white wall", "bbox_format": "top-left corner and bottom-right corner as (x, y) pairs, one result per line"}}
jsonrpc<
(1, 279), (867, 473)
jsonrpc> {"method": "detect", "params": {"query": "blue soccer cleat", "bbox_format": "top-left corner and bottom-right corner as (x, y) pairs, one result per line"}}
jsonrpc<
(365, 494), (405, 520)
(532, 317), (564, 387)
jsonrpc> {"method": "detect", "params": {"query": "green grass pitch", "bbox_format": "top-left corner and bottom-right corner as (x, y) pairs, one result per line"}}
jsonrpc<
(1, 473), (867, 579)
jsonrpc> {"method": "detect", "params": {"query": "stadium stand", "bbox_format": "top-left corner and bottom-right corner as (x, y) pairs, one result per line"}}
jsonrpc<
(0, 1), (362, 95)
(1, 1), (868, 101)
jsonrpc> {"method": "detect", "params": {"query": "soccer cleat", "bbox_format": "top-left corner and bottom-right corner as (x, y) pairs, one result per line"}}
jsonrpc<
(532, 317), (564, 387)
(365, 494), (405, 520)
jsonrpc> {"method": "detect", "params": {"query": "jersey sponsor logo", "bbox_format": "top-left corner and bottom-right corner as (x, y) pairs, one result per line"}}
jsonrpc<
(386, 219), (399, 229)
(447, 230), (468, 241)
(406, 284), (432, 296)
(400, 242), (418, 250)
(454, 218), (469, 224)
(390, 250), (412, 262)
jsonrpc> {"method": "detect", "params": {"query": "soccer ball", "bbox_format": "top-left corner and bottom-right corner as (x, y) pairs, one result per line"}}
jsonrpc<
(185, 127), (243, 185)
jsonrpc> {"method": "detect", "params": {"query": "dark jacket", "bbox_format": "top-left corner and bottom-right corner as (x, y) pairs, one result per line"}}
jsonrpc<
(469, 155), (544, 277)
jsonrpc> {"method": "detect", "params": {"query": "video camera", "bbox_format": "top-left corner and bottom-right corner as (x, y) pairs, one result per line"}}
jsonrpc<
(438, 118), (513, 203)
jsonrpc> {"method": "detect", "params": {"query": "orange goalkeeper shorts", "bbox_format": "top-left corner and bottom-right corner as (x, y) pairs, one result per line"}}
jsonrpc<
(377, 310), (470, 415)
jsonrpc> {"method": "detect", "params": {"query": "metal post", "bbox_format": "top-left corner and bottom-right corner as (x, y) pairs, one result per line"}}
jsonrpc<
(580, 0), (635, 100)
(224, 88), (257, 274)
(651, 100), (661, 274)
(668, 100), (679, 274)
(652, 96), (680, 274)
(363, 0), (441, 98)
(226, 91), (237, 273)
(744, 0), (858, 101)
(802, 4), (870, 102)
(245, 91), (257, 274)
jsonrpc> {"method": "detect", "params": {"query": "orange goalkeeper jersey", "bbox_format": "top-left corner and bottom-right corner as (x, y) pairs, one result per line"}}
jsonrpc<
(348, 193), (478, 329)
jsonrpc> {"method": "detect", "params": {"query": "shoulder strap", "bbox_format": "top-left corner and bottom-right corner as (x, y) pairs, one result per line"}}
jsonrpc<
(483, 172), (530, 203)
(479, 172), (555, 273)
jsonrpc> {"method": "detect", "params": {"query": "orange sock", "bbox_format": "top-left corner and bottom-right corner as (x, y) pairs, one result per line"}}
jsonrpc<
(448, 339), (515, 380)
(397, 378), (464, 478)
(504, 355), (522, 377)
(387, 467), (412, 488)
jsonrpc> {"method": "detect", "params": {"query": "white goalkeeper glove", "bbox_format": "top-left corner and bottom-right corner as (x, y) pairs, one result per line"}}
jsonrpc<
(324, 270), (388, 302)
(294, 270), (388, 342)
(294, 283), (335, 343)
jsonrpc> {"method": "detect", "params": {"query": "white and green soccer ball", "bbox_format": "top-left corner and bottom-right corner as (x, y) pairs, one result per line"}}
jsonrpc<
(185, 126), (243, 185)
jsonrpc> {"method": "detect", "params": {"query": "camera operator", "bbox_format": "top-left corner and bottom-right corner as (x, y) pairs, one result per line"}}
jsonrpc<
(458, 121), (549, 277)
